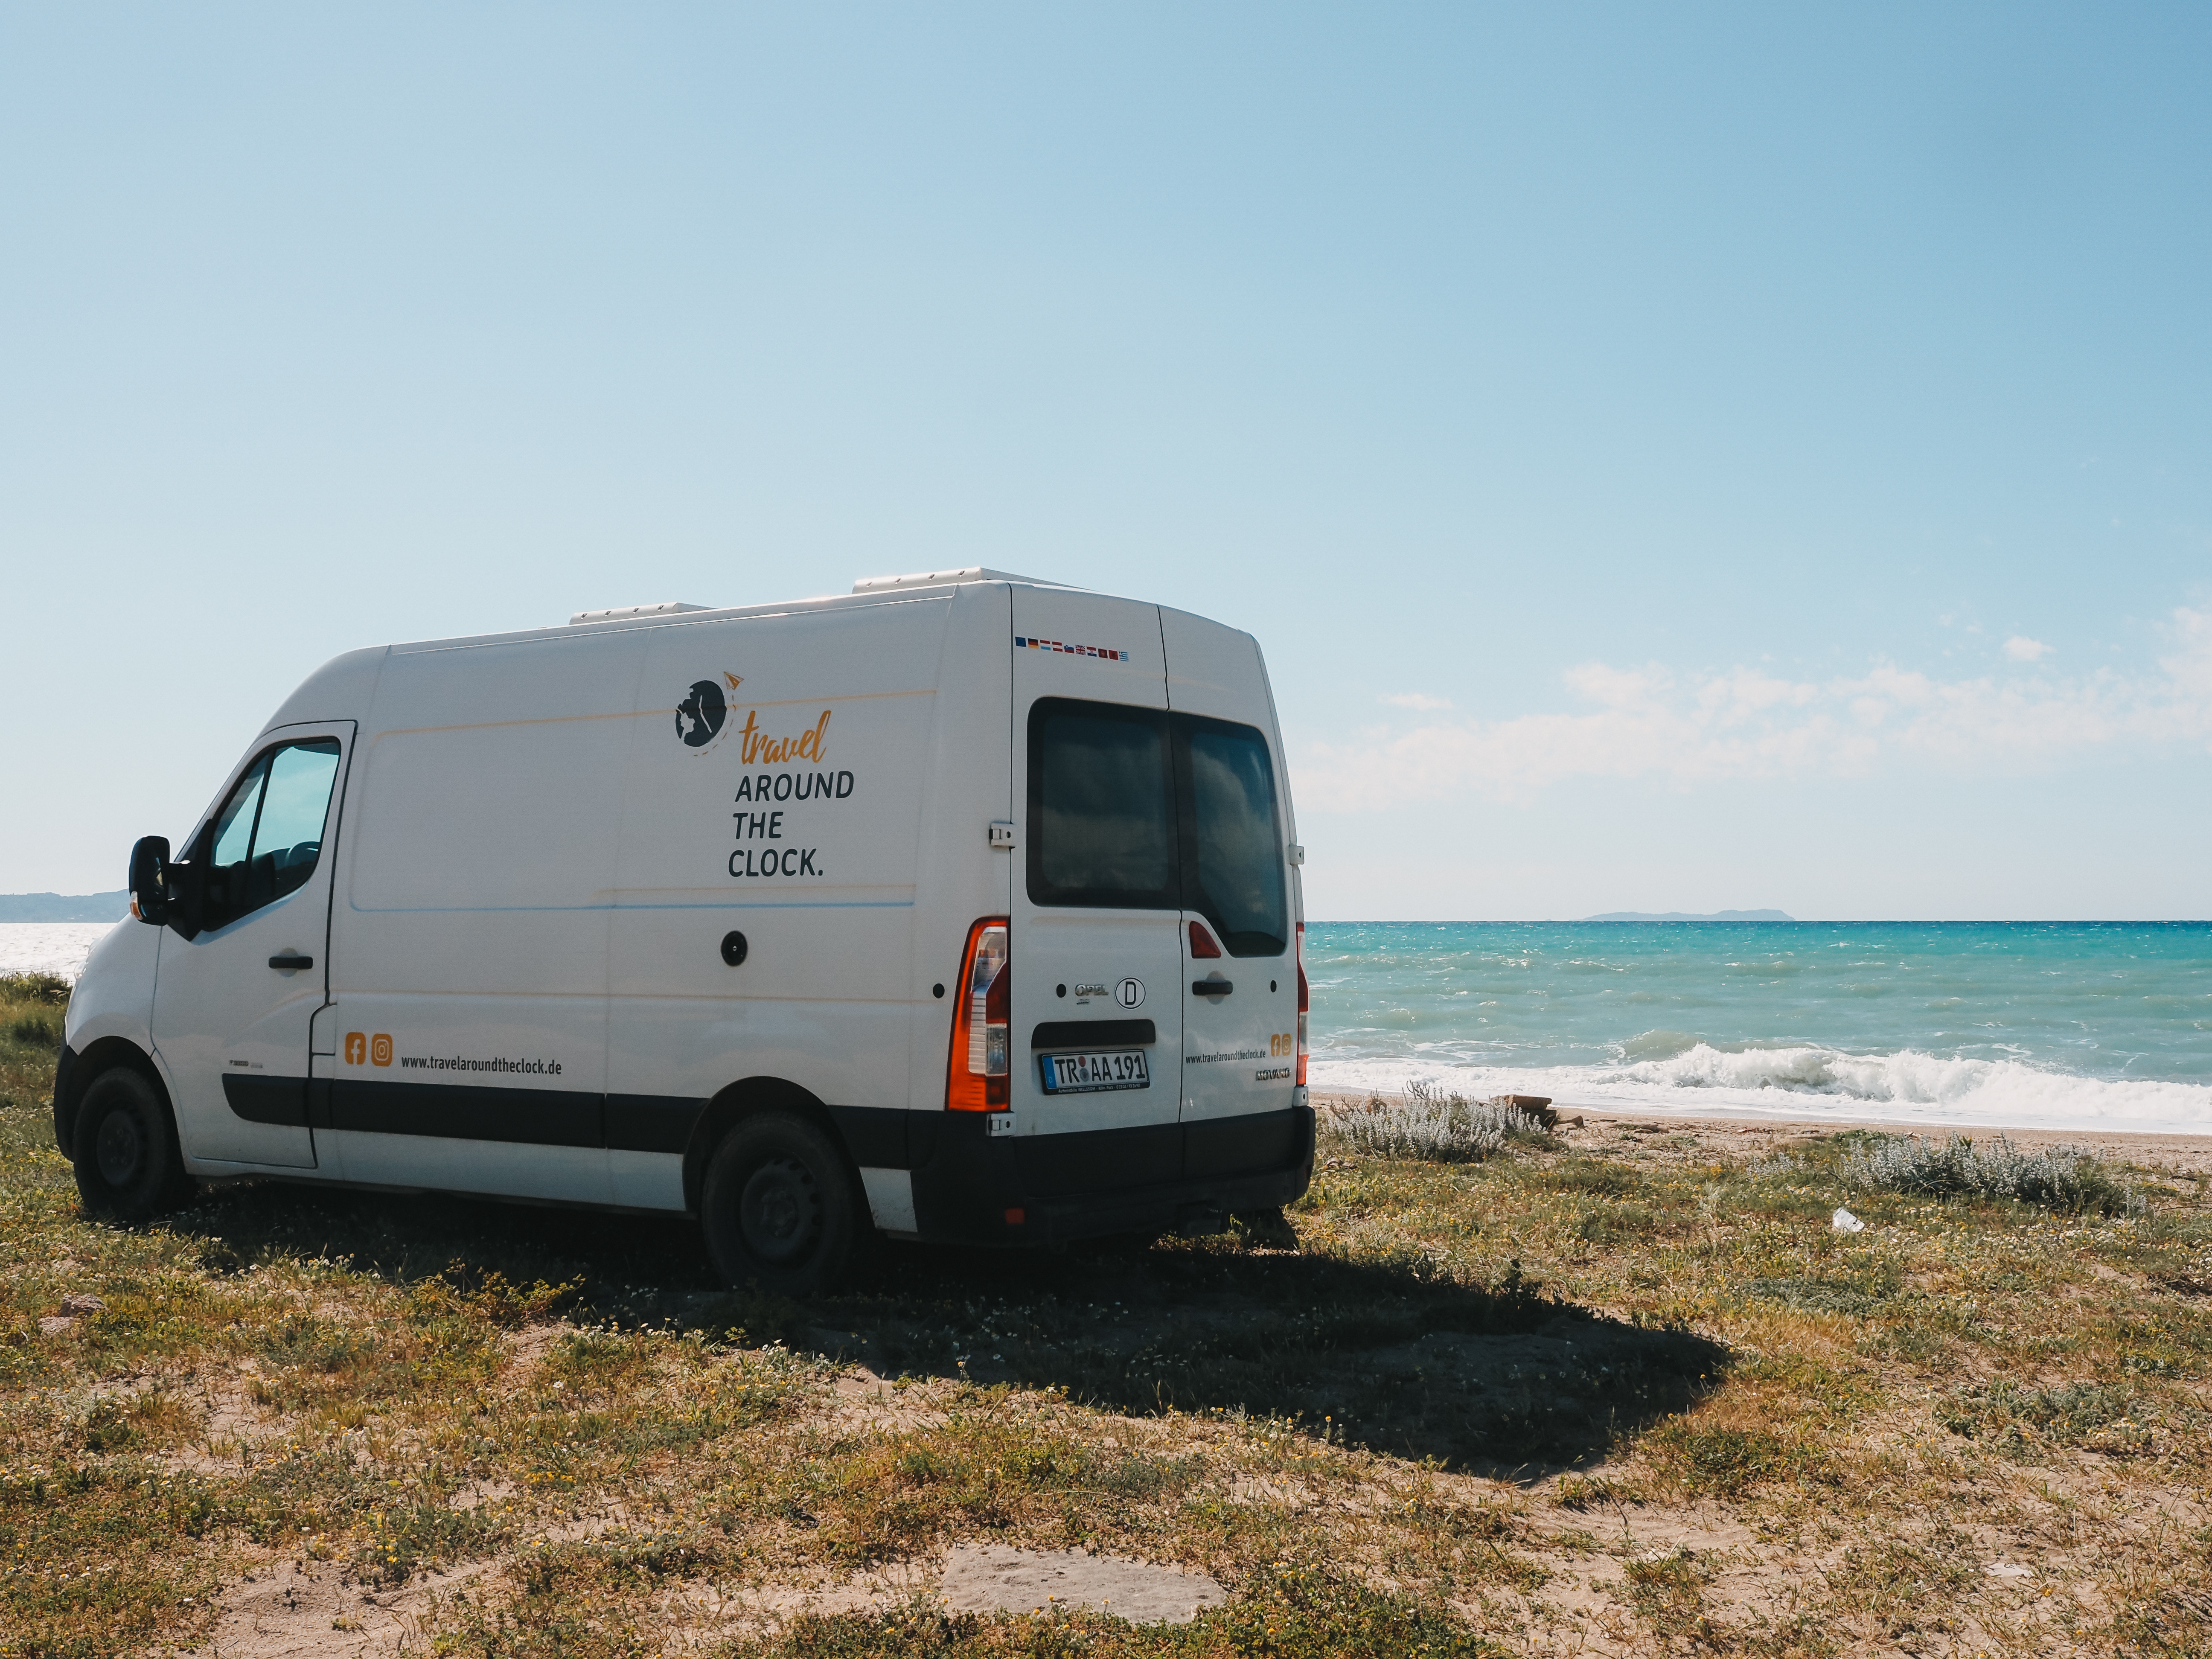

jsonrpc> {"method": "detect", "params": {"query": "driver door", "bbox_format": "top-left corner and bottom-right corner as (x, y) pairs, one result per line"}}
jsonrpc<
(152, 723), (352, 1167)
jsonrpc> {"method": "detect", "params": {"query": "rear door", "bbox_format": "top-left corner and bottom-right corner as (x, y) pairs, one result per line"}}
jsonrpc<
(1160, 610), (1298, 1147)
(1008, 589), (1184, 1190)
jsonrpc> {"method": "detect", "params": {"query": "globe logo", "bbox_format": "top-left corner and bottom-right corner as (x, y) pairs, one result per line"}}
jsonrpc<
(675, 679), (727, 748)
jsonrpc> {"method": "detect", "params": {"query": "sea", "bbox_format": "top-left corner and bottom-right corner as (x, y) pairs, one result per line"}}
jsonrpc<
(12, 919), (2212, 1135)
(1307, 921), (2212, 1136)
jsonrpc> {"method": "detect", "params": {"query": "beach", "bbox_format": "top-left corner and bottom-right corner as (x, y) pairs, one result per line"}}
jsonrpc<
(1313, 1089), (2212, 1176)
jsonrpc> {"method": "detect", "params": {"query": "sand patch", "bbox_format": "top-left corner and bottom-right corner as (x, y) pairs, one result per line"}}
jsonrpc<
(183, 1557), (494, 1659)
(940, 1543), (1227, 1623)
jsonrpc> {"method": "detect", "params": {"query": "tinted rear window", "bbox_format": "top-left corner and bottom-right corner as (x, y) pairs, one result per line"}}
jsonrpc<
(1027, 698), (1289, 957)
(1182, 719), (1288, 956)
(1028, 701), (1178, 908)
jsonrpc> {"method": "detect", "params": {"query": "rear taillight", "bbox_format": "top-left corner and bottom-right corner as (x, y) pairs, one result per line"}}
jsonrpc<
(1188, 920), (1222, 958)
(946, 918), (1010, 1111)
(1295, 922), (1309, 1087)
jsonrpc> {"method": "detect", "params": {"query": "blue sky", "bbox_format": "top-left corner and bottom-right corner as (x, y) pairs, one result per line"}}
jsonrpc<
(4, 3), (2207, 918)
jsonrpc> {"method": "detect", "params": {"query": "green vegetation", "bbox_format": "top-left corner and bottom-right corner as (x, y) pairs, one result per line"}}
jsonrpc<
(1832, 1129), (2146, 1216)
(2, 998), (2208, 1656)
(1323, 1080), (1557, 1162)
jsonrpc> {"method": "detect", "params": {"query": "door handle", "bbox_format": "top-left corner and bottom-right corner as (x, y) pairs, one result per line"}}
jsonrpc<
(1191, 979), (1233, 998)
(268, 953), (314, 971)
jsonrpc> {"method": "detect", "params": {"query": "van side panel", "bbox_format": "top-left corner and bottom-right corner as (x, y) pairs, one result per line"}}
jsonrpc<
(603, 597), (964, 1202)
(900, 583), (1015, 1114)
(318, 628), (643, 1203)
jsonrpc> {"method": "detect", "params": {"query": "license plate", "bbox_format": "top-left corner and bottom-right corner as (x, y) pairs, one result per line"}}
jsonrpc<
(1038, 1049), (1150, 1094)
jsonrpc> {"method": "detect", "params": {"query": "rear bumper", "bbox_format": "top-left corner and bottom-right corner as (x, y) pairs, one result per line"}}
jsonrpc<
(904, 1104), (1315, 1246)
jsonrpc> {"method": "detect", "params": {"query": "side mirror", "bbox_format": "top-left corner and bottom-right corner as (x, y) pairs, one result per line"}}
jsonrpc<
(128, 836), (170, 926)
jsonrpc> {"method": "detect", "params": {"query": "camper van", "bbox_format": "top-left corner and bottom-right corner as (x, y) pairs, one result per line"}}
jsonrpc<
(55, 571), (1312, 1292)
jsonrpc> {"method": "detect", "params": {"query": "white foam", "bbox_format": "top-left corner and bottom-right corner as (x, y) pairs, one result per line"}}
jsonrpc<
(0, 922), (119, 982)
(1310, 1039), (2212, 1138)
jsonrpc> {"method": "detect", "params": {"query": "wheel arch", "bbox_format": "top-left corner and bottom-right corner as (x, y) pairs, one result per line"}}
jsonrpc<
(681, 1075), (856, 1215)
(54, 1037), (171, 1161)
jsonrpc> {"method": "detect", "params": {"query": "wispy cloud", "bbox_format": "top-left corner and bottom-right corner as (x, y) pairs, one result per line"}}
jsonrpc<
(1380, 692), (1453, 711)
(2004, 636), (2053, 662)
(1302, 609), (2212, 808)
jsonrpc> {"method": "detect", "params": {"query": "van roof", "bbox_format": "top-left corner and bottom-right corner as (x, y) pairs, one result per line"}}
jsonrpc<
(562, 570), (1071, 630)
(848, 567), (1064, 595)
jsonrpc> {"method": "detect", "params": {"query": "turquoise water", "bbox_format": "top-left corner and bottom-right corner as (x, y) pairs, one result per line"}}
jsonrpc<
(1305, 922), (2212, 1132)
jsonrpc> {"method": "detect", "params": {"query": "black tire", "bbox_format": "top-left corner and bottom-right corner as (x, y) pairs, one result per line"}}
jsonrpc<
(72, 1066), (194, 1223)
(700, 1112), (859, 1296)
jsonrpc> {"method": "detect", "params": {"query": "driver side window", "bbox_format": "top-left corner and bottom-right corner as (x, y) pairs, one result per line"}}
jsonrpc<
(200, 739), (342, 931)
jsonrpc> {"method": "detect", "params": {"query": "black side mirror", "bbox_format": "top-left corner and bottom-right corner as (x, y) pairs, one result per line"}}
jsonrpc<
(128, 837), (170, 926)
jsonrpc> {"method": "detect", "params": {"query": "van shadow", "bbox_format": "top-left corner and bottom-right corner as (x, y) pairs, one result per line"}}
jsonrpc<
(167, 1182), (723, 1309)
(821, 1237), (1729, 1473)
(168, 1185), (1726, 1474)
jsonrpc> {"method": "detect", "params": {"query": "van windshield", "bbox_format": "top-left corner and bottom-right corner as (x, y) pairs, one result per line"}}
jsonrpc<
(1027, 699), (1289, 957)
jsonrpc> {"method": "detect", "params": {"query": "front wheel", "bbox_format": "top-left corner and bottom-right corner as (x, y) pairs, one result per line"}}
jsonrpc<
(700, 1112), (859, 1296)
(73, 1066), (195, 1222)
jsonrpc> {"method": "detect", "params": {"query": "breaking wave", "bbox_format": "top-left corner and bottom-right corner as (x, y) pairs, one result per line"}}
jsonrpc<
(1309, 1041), (2212, 1135)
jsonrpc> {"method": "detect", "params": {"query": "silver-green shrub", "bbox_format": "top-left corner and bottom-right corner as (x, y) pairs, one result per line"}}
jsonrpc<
(1839, 1132), (2140, 1216)
(1324, 1080), (1545, 1163)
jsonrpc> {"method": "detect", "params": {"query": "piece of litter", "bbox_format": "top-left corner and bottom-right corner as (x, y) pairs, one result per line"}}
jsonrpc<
(1832, 1208), (1866, 1234)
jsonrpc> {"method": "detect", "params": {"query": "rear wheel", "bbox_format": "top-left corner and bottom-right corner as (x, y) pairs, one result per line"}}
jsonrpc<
(73, 1066), (194, 1222)
(700, 1112), (859, 1296)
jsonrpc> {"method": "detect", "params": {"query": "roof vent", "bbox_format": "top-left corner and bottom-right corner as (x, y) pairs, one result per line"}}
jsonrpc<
(850, 567), (1059, 594)
(568, 601), (713, 626)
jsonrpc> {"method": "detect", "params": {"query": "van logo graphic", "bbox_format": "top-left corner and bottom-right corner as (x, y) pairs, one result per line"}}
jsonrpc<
(344, 1033), (395, 1067)
(1115, 978), (1145, 1009)
(675, 679), (728, 748)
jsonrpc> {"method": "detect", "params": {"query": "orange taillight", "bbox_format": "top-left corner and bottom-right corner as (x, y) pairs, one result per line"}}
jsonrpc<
(1295, 922), (1309, 1087)
(946, 918), (1010, 1110)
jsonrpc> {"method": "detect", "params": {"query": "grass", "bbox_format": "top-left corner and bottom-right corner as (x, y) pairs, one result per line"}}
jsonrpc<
(3, 988), (2210, 1655)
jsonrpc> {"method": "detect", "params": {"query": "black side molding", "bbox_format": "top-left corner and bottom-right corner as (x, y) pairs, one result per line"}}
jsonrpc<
(1030, 1019), (1156, 1050)
(607, 1093), (707, 1155)
(324, 1078), (601, 1147)
(222, 1072), (311, 1127)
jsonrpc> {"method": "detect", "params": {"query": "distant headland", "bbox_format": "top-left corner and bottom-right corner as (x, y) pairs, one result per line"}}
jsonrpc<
(1578, 909), (1795, 922)
(0, 891), (130, 923)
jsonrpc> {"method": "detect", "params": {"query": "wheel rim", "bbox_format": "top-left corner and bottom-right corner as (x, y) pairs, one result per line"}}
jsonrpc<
(738, 1156), (820, 1265)
(95, 1106), (145, 1188)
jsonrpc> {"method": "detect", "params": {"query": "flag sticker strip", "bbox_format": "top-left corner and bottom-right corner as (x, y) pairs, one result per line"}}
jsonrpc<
(1014, 636), (1131, 661)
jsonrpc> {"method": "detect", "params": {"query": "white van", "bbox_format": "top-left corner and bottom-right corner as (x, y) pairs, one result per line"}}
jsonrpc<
(55, 571), (1312, 1292)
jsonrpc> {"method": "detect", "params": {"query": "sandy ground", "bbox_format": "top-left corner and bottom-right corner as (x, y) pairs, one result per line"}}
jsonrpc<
(1311, 1090), (2212, 1176)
